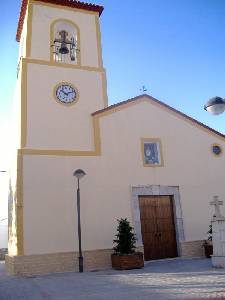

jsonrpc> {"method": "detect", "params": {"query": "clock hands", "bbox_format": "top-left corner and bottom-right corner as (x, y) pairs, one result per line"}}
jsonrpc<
(63, 91), (75, 97)
(61, 89), (75, 97)
(62, 85), (74, 94)
(56, 84), (76, 103)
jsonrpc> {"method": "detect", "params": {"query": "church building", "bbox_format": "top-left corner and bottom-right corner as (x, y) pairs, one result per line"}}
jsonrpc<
(6, 0), (225, 275)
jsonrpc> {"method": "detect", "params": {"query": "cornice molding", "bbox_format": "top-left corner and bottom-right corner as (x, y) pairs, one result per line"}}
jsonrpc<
(16, 0), (104, 42)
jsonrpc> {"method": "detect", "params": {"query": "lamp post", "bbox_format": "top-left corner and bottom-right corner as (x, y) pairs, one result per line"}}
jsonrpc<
(73, 169), (86, 273)
(204, 96), (225, 115)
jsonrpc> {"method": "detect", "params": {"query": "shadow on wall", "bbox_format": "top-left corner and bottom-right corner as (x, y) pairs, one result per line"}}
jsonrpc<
(0, 173), (9, 251)
(0, 224), (7, 249)
(0, 248), (7, 261)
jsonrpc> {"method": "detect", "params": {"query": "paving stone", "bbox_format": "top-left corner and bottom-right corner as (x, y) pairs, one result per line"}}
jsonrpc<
(0, 258), (225, 299)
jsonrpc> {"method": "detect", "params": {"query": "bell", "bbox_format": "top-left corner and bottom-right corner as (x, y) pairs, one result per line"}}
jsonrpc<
(59, 42), (69, 54)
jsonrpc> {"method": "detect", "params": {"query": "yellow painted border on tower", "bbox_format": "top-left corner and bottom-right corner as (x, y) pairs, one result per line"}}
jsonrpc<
(24, 58), (105, 72)
(21, 60), (27, 148)
(30, 0), (99, 16)
(25, 1), (33, 58)
(16, 152), (24, 255)
(95, 15), (103, 69)
(19, 115), (102, 156)
(18, 58), (107, 151)
(93, 116), (102, 155)
(101, 72), (108, 108)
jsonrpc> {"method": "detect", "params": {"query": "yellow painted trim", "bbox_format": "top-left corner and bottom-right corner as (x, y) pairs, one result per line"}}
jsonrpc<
(21, 59), (27, 148)
(19, 116), (101, 156)
(50, 18), (81, 65)
(95, 15), (103, 68)
(95, 97), (225, 142)
(95, 98), (147, 118)
(141, 138), (164, 167)
(19, 58), (106, 151)
(16, 152), (24, 255)
(53, 81), (79, 106)
(20, 149), (98, 156)
(25, 2), (33, 57)
(93, 116), (101, 155)
(30, 0), (99, 16)
(24, 58), (105, 72)
(211, 143), (223, 157)
(101, 72), (108, 108)
(148, 100), (225, 142)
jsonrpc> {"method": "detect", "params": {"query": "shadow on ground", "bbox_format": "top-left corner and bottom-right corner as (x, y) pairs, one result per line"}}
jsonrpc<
(0, 258), (225, 300)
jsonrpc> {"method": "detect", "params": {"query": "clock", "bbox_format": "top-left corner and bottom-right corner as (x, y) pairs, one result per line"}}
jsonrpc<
(54, 83), (78, 105)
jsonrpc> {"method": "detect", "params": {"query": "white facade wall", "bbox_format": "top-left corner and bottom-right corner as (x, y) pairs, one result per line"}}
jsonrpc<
(31, 4), (99, 67)
(9, 1), (225, 262)
(0, 225), (8, 249)
(0, 173), (8, 249)
(22, 98), (225, 255)
(26, 63), (104, 150)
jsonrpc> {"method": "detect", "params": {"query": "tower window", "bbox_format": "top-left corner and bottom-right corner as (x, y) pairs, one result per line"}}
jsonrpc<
(51, 20), (80, 64)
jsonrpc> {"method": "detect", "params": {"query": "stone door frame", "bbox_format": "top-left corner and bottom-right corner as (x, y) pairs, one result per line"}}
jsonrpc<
(131, 185), (185, 256)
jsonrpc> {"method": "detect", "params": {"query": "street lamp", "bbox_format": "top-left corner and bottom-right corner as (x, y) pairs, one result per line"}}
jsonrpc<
(73, 169), (86, 273)
(204, 96), (225, 115)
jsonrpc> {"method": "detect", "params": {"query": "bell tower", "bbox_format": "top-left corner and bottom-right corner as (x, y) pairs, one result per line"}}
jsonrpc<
(16, 0), (107, 151)
(6, 0), (107, 275)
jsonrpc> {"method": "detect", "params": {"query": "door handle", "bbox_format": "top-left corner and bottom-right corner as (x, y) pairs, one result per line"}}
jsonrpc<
(154, 232), (161, 237)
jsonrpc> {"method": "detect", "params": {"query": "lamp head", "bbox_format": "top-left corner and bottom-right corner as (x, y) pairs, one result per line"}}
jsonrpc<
(73, 169), (86, 179)
(204, 96), (225, 115)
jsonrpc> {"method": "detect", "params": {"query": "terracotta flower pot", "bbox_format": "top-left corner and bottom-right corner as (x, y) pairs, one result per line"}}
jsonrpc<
(111, 252), (144, 270)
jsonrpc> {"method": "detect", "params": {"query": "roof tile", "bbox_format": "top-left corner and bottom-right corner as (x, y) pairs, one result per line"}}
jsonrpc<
(16, 0), (104, 42)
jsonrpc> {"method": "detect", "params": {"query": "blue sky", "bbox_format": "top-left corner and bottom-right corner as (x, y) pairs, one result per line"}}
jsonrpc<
(1, 0), (225, 169)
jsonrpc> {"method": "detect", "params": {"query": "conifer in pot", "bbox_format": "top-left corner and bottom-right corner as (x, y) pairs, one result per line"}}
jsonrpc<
(111, 218), (144, 270)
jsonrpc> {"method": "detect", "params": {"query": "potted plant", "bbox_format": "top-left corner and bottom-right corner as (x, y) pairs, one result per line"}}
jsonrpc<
(203, 224), (213, 258)
(111, 218), (144, 270)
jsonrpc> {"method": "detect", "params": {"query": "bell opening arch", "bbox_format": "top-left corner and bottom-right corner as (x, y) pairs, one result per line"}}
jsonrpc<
(50, 19), (81, 65)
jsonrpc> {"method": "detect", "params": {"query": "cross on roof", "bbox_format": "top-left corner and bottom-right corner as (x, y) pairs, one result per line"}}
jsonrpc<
(210, 196), (224, 218)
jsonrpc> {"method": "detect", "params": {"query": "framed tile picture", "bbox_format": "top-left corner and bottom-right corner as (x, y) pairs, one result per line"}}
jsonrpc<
(141, 138), (164, 167)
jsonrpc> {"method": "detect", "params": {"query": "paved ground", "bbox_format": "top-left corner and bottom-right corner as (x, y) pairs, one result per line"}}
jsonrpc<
(1, 258), (225, 300)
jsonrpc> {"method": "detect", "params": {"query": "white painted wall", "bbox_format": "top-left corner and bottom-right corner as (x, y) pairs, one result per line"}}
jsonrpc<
(26, 63), (104, 150)
(0, 173), (8, 249)
(22, 97), (225, 255)
(13, 1), (225, 257)
(31, 4), (99, 67)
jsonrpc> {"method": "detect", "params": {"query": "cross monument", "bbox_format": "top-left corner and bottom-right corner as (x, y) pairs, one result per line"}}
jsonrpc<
(210, 196), (225, 268)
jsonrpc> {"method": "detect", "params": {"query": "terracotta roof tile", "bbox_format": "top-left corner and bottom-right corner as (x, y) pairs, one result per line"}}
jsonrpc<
(16, 0), (104, 42)
(92, 94), (225, 140)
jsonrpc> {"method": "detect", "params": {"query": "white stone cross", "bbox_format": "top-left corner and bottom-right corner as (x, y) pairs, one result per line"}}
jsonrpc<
(210, 196), (224, 218)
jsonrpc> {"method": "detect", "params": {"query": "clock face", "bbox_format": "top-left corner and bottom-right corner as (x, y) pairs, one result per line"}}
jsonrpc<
(55, 83), (77, 104)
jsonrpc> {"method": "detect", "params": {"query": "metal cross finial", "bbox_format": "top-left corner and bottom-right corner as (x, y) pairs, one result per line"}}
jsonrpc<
(210, 195), (224, 218)
(140, 85), (147, 93)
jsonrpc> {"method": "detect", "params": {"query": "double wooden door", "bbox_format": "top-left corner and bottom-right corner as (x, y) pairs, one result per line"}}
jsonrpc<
(139, 195), (178, 260)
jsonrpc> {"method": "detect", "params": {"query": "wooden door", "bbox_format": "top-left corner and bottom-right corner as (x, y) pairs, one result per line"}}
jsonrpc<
(139, 195), (177, 260)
